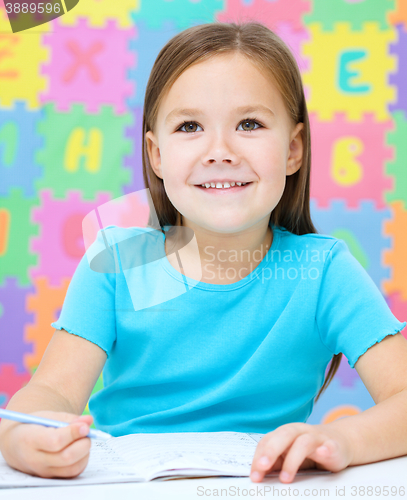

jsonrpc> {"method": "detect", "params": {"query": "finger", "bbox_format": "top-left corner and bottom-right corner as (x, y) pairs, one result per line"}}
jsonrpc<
(278, 432), (322, 483)
(29, 421), (90, 453)
(38, 435), (92, 468)
(34, 452), (90, 479)
(71, 415), (93, 425)
(250, 424), (305, 482)
(311, 438), (344, 470)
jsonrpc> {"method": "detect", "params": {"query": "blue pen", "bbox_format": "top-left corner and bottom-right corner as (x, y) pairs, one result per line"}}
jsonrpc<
(0, 409), (112, 441)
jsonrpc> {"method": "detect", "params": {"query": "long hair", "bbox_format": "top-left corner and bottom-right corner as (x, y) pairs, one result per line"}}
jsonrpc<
(141, 21), (341, 404)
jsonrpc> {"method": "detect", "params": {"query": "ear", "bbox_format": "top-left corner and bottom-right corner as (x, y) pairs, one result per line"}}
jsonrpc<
(145, 130), (163, 180)
(286, 122), (304, 176)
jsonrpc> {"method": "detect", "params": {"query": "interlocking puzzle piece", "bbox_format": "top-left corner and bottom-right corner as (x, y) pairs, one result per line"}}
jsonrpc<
(24, 277), (70, 371)
(123, 106), (144, 193)
(127, 19), (179, 108)
(389, 26), (407, 119)
(30, 190), (111, 285)
(274, 22), (309, 73)
(217, 0), (310, 33)
(0, 188), (39, 286)
(388, 0), (407, 30)
(0, 278), (34, 372)
(303, 23), (396, 121)
(133, 0), (224, 31)
(385, 111), (407, 209)
(386, 292), (407, 340)
(0, 20), (48, 109)
(383, 201), (407, 301)
(0, 364), (31, 408)
(304, 0), (395, 31)
(309, 113), (394, 209)
(40, 18), (135, 114)
(0, 101), (43, 197)
(35, 103), (132, 199)
(310, 199), (393, 293)
(307, 378), (375, 425)
(58, 0), (137, 29)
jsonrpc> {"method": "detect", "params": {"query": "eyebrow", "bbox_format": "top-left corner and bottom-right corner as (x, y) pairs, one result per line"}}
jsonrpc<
(164, 105), (275, 125)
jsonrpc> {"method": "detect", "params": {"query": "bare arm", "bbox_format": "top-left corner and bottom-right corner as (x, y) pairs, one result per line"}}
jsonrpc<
(0, 328), (106, 436)
(0, 329), (107, 477)
(323, 333), (407, 465)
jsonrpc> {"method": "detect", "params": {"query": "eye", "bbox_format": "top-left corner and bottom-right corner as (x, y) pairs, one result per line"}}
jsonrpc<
(238, 118), (263, 132)
(177, 121), (202, 133)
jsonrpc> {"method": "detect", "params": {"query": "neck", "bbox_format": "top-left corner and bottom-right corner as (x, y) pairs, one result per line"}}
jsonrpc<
(165, 216), (273, 284)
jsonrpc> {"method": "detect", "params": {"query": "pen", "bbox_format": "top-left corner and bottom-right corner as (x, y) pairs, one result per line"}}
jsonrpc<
(0, 409), (113, 441)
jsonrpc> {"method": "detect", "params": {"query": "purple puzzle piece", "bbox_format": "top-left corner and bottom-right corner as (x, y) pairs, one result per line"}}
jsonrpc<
(0, 277), (34, 372)
(390, 24), (407, 118)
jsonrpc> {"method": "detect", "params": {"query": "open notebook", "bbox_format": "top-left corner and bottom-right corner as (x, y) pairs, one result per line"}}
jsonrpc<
(0, 431), (331, 487)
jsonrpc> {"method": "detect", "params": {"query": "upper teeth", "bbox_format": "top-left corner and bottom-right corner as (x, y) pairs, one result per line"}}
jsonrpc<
(200, 182), (248, 188)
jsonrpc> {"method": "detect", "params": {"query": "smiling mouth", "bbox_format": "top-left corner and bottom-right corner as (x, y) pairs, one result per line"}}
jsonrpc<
(195, 182), (253, 193)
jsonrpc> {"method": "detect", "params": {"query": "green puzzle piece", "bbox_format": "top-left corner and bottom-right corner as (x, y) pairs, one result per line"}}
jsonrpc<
(0, 189), (39, 286)
(304, 0), (395, 31)
(331, 228), (370, 270)
(35, 104), (133, 200)
(385, 111), (407, 210)
(82, 373), (104, 429)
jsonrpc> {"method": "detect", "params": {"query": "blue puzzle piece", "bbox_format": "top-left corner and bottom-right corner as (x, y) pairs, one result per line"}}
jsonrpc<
(0, 277), (34, 372)
(310, 199), (392, 293)
(127, 20), (180, 108)
(0, 101), (44, 197)
(307, 378), (375, 426)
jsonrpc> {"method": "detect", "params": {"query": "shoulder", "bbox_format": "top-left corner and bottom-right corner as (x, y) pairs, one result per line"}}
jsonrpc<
(102, 225), (157, 243)
(87, 225), (164, 273)
(273, 225), (344, 256)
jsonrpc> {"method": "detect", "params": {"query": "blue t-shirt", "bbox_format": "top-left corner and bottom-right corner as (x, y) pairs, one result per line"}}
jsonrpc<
(52, 222), (406, 437)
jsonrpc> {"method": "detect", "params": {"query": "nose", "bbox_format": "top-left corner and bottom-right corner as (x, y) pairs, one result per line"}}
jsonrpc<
(203, 131), (239, 164)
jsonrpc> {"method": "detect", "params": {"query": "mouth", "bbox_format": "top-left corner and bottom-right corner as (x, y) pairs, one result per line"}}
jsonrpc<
(195, 182), (253, 194)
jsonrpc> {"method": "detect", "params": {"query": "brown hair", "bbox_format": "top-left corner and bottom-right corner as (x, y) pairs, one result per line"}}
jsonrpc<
(141, 21), (341, 404)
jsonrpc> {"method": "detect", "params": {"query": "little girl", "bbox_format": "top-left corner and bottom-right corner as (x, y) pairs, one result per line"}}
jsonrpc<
(1, 21), (407, 485)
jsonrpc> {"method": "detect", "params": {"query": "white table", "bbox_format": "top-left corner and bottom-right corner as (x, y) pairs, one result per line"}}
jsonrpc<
(1, 456), (406, 500)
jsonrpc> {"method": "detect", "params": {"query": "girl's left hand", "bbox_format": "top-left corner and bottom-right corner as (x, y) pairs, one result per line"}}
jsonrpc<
(250, 423), (354, 484)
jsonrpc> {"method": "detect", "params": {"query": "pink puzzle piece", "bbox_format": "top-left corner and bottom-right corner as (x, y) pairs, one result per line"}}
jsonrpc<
(30, 190), (112, 285)
(0, 364), (31, 408)
(275, 22), (309, 73)
(309, 113), (394, 209)
(40, 17), (135, 114)
(217, 0), (311, 33)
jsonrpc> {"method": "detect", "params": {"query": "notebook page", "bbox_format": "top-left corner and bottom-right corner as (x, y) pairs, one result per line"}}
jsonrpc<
(0, 441), (140, 488)
(106, 431), (262, 479)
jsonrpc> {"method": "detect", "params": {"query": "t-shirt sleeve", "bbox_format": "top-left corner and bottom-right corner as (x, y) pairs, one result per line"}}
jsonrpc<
(316, 239), (406, 369)
(51, 228), (117, 358)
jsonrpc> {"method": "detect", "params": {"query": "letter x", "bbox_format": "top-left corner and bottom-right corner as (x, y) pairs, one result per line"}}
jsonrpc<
(63, 39), (104, 83)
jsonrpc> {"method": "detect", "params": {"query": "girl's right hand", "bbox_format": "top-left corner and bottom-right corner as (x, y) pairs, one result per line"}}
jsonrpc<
(0, 411), (94, 479)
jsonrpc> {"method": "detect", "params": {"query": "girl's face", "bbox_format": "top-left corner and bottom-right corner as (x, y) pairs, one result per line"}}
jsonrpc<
(146, 52), (303, 235)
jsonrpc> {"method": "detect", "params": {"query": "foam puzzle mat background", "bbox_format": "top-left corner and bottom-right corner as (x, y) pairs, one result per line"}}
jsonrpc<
(0, 0), (406, 429)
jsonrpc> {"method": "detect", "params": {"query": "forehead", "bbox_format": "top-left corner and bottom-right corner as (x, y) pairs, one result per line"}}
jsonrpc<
(158, 53), (285, 119)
